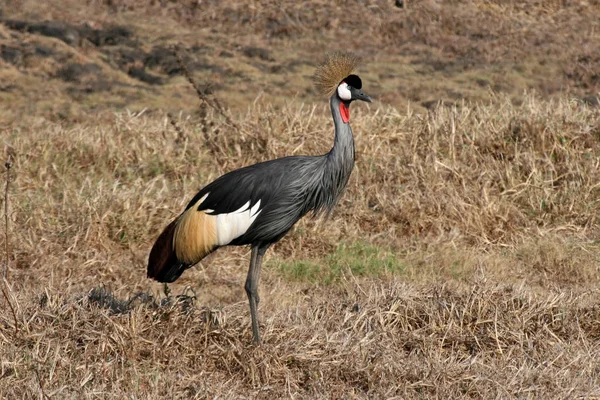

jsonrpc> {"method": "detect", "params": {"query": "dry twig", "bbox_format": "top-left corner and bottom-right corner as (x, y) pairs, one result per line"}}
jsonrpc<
(167, 112), (186, 146)
(3, 145), (14, 279)
(170, 44), (239, 130)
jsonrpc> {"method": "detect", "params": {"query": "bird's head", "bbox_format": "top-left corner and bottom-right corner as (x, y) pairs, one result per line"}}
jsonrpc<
(314, 52), (372, 105)
(336, 74), (372, 104)
(314, 52), (372, 123)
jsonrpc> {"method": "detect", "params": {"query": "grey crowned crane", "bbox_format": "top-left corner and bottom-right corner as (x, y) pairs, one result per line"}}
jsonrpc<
(147, 52), (372, 344)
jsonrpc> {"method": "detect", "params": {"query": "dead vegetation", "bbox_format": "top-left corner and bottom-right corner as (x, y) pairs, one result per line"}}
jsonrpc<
(2, 279), (600, 399)
(1, 93), (599, 398)
(1, 0), (600, 118)
(1, 0), (600, 398)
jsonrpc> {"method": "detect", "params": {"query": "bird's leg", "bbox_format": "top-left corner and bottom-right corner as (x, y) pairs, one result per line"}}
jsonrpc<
(245, 245), (267, 344)
(254, 249), (265, 306)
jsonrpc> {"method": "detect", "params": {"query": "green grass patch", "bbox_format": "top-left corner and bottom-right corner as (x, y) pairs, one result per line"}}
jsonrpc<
(274, 242), (406, 284)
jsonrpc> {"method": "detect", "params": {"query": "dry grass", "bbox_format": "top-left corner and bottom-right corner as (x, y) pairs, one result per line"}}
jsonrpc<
(1, 0), (600, 398)
(2, 279), (600, 398)
(1, 93), (600, 398)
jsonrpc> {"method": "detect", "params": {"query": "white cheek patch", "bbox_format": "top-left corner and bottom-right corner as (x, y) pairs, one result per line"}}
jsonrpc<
(212, 200), (262, 245)
(337, 82), (352, 101)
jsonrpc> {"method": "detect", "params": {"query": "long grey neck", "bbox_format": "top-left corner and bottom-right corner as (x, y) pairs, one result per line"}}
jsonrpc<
(327, 95), (355, 163)
(312, 95), (355, 216)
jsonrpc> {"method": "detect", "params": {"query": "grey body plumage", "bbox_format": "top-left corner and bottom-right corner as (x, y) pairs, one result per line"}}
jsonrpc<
(192, 94), (355, 248)
(147, 53), (371, 344)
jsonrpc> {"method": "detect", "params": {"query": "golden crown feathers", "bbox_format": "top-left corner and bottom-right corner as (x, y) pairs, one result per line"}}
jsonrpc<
(314, 52), (361, 97)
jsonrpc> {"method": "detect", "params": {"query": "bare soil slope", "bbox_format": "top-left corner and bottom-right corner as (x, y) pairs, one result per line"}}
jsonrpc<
(1, 0), (599, 119)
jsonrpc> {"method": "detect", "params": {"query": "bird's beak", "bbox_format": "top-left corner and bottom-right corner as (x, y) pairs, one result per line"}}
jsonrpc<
(353, 89), (372, 103)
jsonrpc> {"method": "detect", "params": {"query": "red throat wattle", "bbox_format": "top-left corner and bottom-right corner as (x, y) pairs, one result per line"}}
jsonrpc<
(339, 102), (350, 123)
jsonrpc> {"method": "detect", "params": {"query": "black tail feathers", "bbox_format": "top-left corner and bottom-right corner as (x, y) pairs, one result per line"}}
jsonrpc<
(147, 219), (189, 283)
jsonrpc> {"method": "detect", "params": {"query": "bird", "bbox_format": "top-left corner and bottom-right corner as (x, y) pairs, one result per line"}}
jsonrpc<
(147, 52), (372, 344)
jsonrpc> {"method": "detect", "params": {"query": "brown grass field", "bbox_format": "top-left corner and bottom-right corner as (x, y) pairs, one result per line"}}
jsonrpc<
(1, 0), (600, 398)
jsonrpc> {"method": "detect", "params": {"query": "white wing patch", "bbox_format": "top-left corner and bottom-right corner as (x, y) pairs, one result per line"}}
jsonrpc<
(212, 199), (262, 246)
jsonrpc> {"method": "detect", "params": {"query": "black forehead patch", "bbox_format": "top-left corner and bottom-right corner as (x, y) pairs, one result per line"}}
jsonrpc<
(343, 74), (362, 89)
